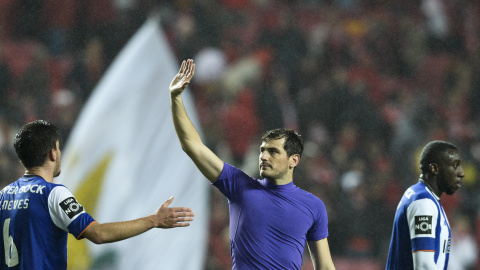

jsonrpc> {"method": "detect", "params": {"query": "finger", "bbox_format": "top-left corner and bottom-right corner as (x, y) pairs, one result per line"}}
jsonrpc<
(169, 211), (194, 218)
(179, 60), (186, 73)
(183, 62), (192, 79)
(162, 196), (174, 207)
(175, 217), (194, 222)
(186, 64), (195, 83)
(183, 59), (192, 74)
(172, 207), (193, 213)
(172, 222), (191, 227)
(173, 212), (195, 218)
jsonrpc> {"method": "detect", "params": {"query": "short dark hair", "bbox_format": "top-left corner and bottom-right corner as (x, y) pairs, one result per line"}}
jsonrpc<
(419, 140), (458, 173)
(261, 128), (303, 157)
(13, 120), (59, 168)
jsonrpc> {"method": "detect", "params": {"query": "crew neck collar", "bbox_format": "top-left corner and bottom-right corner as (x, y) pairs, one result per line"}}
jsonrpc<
(261, 179), (296, 191)
(419, 179), (440, 201)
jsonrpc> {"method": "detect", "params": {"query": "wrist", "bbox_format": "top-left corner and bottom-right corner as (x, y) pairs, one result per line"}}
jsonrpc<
(146, 214), (158, 228)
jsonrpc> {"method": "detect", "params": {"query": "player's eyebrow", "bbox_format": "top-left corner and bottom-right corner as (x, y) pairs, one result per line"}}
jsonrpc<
(260, 146), (281, 152)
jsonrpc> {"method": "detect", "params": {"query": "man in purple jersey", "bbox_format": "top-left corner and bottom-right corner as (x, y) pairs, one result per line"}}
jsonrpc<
(0, 120), (194, 269)
(169, 59), (336, 270)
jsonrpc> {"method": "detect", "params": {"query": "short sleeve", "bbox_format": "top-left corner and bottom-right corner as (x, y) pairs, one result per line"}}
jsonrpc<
(213, 163), (252, 202)
(48, 186), (95, 238)
(406, 198), (438, 252)
(306, 199), (329, 241)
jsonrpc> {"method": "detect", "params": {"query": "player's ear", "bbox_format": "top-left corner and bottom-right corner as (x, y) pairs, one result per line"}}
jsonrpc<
(49, 148), (57, 162)
(289, 154), (300, 169)
(429, 163), (439, 175)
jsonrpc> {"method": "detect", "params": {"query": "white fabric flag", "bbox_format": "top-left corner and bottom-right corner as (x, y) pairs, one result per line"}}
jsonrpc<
(57, 16), (209, 270)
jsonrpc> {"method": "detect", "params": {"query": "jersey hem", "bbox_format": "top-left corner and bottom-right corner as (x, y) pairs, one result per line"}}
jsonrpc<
(76, 220), (97, 239)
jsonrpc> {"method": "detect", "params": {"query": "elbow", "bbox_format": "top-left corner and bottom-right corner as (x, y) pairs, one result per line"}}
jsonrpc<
(84, 226), (110, 244)
(180, 144), (190, 154)
(87, 232), (107, 244)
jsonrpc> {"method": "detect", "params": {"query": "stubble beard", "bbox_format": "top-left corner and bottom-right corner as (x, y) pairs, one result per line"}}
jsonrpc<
(260, 166), (288, 181)
(53, 160), (61, 178)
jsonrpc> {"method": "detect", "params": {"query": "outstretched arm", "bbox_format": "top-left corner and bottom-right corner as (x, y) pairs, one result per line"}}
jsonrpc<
(82, 197), (194, 244)
(169, 59), (224, 182)
(307, 238), (336, 270)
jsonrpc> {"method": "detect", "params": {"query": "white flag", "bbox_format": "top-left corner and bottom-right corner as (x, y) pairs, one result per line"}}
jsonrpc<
(58, 16), (209, 270)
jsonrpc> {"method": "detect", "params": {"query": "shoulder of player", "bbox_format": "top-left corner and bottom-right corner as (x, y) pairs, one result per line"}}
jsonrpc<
(293, 187), (325, 205)
(223, 163), (254, 179)
(407, 197), (438, 215)
(221, 162), (260, 185)
(402, 182), (432, 200)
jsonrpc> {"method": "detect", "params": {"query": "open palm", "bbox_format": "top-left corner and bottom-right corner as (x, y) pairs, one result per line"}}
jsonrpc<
(169, 59), (195, 96)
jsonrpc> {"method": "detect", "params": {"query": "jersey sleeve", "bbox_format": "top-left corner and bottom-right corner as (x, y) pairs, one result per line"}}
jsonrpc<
(47, 186), (96, 239)
(406, 198), (438, 252)
(213, 163), (250, 201)
(306, 199), (329, 241)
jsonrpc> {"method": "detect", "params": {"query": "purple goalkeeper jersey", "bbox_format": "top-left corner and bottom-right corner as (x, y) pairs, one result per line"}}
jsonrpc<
(213, 163), (329, 270)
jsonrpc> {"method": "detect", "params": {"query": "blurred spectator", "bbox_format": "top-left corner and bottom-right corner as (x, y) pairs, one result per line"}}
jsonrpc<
(17, 45), (50, 122)
(65, 36), (106, 103)
(0, 50), (13, 116)
(449, 215), (478, 270)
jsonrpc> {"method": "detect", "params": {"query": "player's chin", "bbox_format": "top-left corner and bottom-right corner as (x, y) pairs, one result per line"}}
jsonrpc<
(445, 187), (458, 195)
(259, 170), (270, 178)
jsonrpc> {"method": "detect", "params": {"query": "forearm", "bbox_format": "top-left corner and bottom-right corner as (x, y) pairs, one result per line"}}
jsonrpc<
(170, 94), (203, 154)
(168, 59), (224, 182)
(84, 216), (155, 244)
(312, 259), (336, 270)
(308, 239), (336, 270)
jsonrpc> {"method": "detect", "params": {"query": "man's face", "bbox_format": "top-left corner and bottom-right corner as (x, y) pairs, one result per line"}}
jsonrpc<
(53, 141), (61, 177)
(437, 149), (464, 195)
(259, 138), (290, 181)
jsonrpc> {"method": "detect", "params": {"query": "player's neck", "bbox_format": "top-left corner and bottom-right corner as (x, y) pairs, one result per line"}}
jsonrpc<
(267, 173), (293, 185)
(419, 177), (442, 198)
(25, 167), (54, 183)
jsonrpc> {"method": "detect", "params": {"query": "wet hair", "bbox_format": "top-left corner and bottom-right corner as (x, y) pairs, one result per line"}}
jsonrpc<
(419, 140), (458, 174)
(13, 120), (59, 169)
(260, 128), (303, 157)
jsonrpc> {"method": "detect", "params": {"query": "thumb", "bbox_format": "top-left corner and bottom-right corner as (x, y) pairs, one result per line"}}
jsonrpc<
(163, 196), (174, 207)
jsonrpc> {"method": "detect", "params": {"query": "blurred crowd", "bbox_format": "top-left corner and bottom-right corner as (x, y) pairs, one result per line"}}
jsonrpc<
(1, 0), (479, 269)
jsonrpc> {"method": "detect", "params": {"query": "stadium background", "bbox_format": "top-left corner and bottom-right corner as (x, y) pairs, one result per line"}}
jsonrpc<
(0, 0), (479, 269)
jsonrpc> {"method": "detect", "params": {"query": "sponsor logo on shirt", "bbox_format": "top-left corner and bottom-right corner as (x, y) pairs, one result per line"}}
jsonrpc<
(60, 197), (84, 219)
(414, 215), (432, 235)
(0, 185), (45, 195)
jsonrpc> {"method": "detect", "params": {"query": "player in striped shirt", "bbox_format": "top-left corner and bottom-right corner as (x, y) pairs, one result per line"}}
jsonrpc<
(0, 120), (194, 269)
(386, 140), (465, 269)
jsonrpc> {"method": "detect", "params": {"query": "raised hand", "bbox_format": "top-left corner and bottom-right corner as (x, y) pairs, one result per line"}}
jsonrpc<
(154, 196), (194, 228)
(169, 59), (195, 97)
